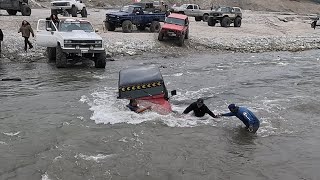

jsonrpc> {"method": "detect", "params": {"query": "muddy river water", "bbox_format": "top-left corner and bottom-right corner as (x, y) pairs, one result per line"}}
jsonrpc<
(0, 50), (319, 180)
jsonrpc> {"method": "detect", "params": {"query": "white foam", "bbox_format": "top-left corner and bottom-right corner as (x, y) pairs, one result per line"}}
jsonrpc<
(0, 141), (7, 145)
(75, 153), (115, 163)
(2, 131), (20, 136)
(41, 172), (51, 180)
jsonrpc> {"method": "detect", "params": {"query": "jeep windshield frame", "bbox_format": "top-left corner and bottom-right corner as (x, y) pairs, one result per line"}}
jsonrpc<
(58, 21), (94, 32)
(165, 17), (185, 26)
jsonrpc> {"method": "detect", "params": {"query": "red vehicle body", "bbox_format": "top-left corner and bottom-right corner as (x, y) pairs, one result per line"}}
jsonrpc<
(158, 13), (189, 46)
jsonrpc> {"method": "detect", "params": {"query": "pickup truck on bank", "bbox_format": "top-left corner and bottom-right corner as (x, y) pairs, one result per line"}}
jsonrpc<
(104, 5), (166, 33)
(170, 4), (212, 21)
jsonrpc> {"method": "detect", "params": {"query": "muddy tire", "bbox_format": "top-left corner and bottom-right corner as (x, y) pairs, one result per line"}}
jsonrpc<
(122, 20), (133, 33)
(56, 45), (67, 68)
(21, 5), (31, 16)
(94, 52), (106, 68)
(6, 9), (17, 15)
(177, 34), (185, 47)
(202, 14), (209, 22)
(158, 31), (164, 41)
(150, 21), (161, 33)
(234, 17), (242, 27)
(81, 8), (87, 17)
(105, 22), (115, 31)
(195, 16), (202, 22)
(47, 47), (56, 62)
(208, 17), (216, 26)
(71, 6), (77, 17)
(137, 24), (146, 31)
(221, 17), (231, 27)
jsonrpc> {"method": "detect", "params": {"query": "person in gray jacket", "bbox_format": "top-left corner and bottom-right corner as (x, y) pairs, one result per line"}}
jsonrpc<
(18, 20), (34, 51)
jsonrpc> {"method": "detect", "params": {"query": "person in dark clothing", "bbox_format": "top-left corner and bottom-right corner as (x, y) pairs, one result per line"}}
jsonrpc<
(0, 29), (3, 56)
(127, 99), (151, 113)
(50, 14), (59, 29)
(219, 104), (260, 133)
(18, 20), (34, 52)
(183, 98), (217, 118)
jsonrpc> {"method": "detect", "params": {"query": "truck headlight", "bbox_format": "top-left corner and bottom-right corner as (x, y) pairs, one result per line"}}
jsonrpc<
(95, 40), (102, 44)
(64, 40), (72, 44)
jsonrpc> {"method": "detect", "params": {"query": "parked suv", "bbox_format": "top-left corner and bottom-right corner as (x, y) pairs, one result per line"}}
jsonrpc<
(158, 13), (189, 46)
(36, 17), (106, 68)
(51, 0), (87, 17)
(0, 0), (31, 16)
(207, 6), (242, 27)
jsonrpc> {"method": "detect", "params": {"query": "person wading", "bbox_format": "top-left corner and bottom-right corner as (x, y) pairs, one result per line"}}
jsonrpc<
(0, 29), (3, 56)
(127, 99), (151, 113)
(183, 98), (217, 118)
(18, 20), (34, 52)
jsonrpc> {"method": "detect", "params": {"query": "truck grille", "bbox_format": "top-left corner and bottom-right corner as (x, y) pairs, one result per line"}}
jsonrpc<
(52, 2), (68, 6)
(64, 40), (102, 48)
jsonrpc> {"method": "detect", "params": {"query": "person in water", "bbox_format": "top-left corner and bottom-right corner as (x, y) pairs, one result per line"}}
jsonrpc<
(127, 99), (151, 113)
(218, 104), (260, 133)
(183, 98), (217, 118)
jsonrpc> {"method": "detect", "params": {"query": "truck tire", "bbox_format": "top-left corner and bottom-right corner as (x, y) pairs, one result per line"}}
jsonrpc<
(202, 14), (209, 22)
(47, 47), (56, 62)
(137, 25), (146, 31)
(51, 9), (58, 15)
(150, 21), (161, 33)
(234, 17), (242, 27)
(207, 17), (216, 26)
(6, 10), (17, 15)
(195, 16), (202, 22)
(81, 8), (87, 17)
(21, 5), (31, 16)
(185, 29), (189, 39)
(56, 45), (67, 68)
(122, 20), (133, 33)
(158, 32), (164, 41)
(221, 17), (231, 27)
(177, 34), (185, 47)
(71, 6), (77, 17)
(105, 22), (115, 31)
(94, 52), (106, 68)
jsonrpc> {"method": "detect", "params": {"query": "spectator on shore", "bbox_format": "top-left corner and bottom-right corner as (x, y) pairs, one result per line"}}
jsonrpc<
(18, 20), (34, 52)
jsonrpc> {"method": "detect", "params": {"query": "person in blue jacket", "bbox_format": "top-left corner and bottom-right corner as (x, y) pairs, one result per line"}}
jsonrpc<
(219, 104), (260, 133)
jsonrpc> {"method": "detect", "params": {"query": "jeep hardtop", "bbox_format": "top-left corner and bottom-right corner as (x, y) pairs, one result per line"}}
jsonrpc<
(158, 13), (189, 46)
(36, 17), (106, 68)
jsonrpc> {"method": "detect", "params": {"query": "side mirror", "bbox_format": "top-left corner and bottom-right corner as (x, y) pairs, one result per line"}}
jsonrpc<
(95, 29), (99, 32)
(46, 27), (52, 31)
(170, 90), (177, 96)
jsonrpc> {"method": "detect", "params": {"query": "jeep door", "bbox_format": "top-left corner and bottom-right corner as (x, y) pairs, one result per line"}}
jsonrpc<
(36, 19), (57, 47)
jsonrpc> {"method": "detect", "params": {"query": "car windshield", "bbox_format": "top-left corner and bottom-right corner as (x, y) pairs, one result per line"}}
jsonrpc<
(217, 7), (228, 12)
(59, 21), (93, 32)
(165, 17), (185, 26)
(120, 6), (134, 13)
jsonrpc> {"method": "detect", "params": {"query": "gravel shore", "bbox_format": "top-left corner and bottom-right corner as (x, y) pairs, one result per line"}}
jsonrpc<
(0, 8), (320, 61)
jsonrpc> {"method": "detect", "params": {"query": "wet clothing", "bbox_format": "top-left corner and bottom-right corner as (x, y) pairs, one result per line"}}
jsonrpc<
(18, 25), (34, 38)
(222, 107), (260, 132)
(183, 102), (216, 118)
(127, 104), (139, 112)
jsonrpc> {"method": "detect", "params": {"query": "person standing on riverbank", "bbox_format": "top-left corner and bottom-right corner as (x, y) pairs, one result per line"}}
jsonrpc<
(0, 29), (3, 56)
(18, 20), (34, 52)
(218, 104), (260, 133)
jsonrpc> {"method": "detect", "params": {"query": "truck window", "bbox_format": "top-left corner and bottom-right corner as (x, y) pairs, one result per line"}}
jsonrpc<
(187, 5), (193, 9)
(194, 5), (198, 9)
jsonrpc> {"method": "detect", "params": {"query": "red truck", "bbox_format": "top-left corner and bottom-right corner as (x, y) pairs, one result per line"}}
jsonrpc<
(158, 13), (189, 46)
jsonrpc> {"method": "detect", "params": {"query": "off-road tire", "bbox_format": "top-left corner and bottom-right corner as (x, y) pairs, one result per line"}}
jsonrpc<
(81, 8), (87, 17)
(202, 14), (209, 22)
(208, 17), (216, 26)
(158, 32), (164, 41)
(195, 16), (202, 21)
(21, 5), (31, 16)
(234, 17), (242, 27)
(185, 29), (189, 39)
(105, 22), (116, 31)
(47, 47), (56, 62)
(122, 20), (133, 33)
(51, 9), (58, 15)
(71, 6), (77, 17)
(221, 17), (231, 27)
(150, 21), (161, 32)
(177, 34), (185, 47)
(137, 25), (146, 31)
(56, 45), (67, 68)
(6, 10), (17, 15)
(94, 52), (106, 68)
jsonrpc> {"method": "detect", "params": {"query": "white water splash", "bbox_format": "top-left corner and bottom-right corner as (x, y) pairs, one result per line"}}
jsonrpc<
(2, 131), (20, 136)
(75, 153), (115, 163)
(41, 172), (51, 180)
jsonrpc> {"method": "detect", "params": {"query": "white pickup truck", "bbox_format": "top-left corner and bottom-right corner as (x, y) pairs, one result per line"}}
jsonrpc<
(170, 4), (212, 21)
(36, 17), (106, 68)
(51, 0), (87, 17)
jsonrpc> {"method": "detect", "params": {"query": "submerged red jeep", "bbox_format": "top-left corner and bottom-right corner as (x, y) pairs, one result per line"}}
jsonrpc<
(158, 13), (189, 46)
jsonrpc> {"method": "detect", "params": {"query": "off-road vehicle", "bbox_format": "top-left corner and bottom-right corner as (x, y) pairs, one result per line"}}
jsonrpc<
(133, 1), (168, 13)
(104, 5), (165, 33)
(51, 0), (87, 17)
(158, 13), (189, 46)
(207, 6), (242, 27)
(170, 4), (213, 22)
(0, 0), (31, 16)
(36, 17), (106, 68)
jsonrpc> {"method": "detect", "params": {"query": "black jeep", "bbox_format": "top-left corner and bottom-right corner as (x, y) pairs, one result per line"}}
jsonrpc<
(0, 0), (31, 16)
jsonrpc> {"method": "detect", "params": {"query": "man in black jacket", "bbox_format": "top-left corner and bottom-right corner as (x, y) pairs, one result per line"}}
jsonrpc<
(0, 29), (3, 56)
(183, 98), (217, 118)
